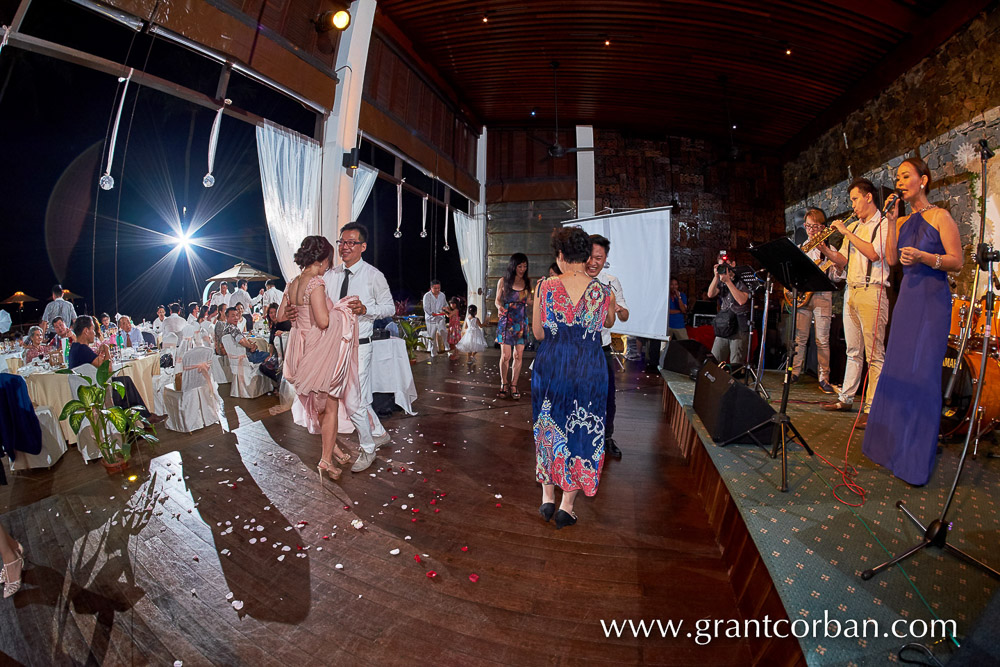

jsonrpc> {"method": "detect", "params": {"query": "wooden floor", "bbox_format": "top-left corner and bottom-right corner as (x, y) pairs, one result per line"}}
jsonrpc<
(0, 350), (755, 666)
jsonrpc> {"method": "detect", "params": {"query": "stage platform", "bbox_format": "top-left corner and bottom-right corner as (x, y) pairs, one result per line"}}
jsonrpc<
(661, 368), (1000, 666)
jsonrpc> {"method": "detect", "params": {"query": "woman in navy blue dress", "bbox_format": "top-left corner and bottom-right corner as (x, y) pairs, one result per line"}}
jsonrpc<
(532, 227), (616, 528)
(863, 157), (964, 485)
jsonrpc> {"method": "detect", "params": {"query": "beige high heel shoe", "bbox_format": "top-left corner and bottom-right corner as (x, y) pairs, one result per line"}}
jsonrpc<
(316, 460), (342, 487)
(333, 447), (351, 466)
(1, 557), (23, 598)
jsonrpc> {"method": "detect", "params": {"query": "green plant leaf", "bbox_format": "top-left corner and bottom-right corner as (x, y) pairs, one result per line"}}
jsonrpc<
(120, 439), (132, 460)
(109, 380), (126, 399)
(96, 360), (111, 385)
(59, 399), (85, 421)
(68, 412), (85, 434)
(105, 407), (128, 433)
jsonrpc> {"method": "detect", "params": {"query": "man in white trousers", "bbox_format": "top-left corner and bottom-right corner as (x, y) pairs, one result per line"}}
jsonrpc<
(326, 222), (396, 472)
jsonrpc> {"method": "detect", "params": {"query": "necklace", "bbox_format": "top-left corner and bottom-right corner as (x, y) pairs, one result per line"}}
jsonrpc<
(914, 203), (936, 215)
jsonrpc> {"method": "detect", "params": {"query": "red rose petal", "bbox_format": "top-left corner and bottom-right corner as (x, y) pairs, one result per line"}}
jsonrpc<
(297, 545), (303, 551)
(426, 571), (437, 578)
(391, 495), (398, 500)
(432, 441), (443, 446)
(412, 508), (420, 513)
(440, 493), (447, 498)
(435, 469), (442, 473)
(434, 508), (440, 513)
(495, 503), (502, 508)
(469, 573), (479, 583)
(460, 546), (468, 552)
(429, 499), (437, 505)
(411, 518), (417, 522)
(322, 535), (330, 540)
(401, 467), (406, 472)
(423, 478), (428, 483)
(343, 505), (350, 511)
(414, 555), (422, 563)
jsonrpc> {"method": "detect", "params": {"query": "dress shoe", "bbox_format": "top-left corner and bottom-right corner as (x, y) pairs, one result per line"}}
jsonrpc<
(554, 509), (578, 529)
(373, 432), (392, 448)
(822, 401), (854, 412)
(147, 414), (168, 424)
(606, 438), (622, 459)
(539, 503), (556, 522)
(856, 413), (868, 429)
(817, 380), (836, 394)
(351, 448), (377, 473)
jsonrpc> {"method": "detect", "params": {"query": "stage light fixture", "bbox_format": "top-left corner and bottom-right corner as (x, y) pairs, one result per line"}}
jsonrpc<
(343, 147), (359, 170)
(785, 47), (792, 55)
(314, 7), (351, 33)
(605, 39), (611, 46)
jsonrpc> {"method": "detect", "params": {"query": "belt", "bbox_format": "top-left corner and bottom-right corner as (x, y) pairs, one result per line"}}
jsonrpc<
(847, 282), (887, 289)
(359, 337), (372, 345)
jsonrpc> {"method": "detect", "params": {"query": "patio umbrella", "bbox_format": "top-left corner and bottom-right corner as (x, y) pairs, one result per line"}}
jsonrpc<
(1, 292), (38, 326)
(61, 289), (84, 300)
(206, 262), (279, 283)
(0, 310), (10, 334)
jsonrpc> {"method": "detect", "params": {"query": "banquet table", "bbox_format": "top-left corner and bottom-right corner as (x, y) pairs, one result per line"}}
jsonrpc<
(22, 352), (161, 444)
(251, 336), (269, 353)
(370, 338), (417, 415)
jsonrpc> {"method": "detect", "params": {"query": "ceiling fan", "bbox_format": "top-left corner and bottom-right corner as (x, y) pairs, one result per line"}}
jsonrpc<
(533, 60), (595, 159)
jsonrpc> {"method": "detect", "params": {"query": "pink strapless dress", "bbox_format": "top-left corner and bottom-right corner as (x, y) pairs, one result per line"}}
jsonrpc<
(283, 277), (361, 433)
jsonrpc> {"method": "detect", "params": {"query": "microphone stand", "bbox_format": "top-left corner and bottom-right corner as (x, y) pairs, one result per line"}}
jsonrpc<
(862, 138), (1000, 582)
(752, 272), (772, 400)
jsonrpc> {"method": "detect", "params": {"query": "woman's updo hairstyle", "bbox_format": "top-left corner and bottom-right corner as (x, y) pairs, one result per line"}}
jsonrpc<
(293, 235), (334, 269)
(901, 156), (933, 193)
(550, 226), (591, 264)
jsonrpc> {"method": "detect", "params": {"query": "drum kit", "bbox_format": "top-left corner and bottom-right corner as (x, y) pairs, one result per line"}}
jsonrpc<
(942, 293), (1000, 438)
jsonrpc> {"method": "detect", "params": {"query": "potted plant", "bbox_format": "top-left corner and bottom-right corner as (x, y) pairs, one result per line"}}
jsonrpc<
(395, 317), (426, 363)
(58, 361), (158, 474)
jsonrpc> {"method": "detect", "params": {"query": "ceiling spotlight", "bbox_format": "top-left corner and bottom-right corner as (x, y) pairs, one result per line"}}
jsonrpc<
(604, 39), (610, 46)
(785, 47), (792, 55)
(314, 8), (351, 32)
(732, 124), (737, 129)
(530, 107), (537, 117)
(482, 13), (488, 23)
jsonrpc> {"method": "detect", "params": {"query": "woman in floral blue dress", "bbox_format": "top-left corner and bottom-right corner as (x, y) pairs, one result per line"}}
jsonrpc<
(495, 253), (532, 399)
(532, 227), (617, 529)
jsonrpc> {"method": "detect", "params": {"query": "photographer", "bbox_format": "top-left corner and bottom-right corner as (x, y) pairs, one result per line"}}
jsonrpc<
(707, 253), (750, 365)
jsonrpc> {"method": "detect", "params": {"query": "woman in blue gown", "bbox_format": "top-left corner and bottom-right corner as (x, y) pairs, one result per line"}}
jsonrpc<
(532, 227), (616, 529)
(863, 157), (964, 486)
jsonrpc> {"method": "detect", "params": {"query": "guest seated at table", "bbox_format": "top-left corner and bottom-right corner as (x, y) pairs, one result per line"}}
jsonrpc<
(118, 316), (144, 348)
(70, 316), (165, 423)
(51, 317), (76, 349)
(186, 302), (200, 325)
(235, 302), (253, 332)
(161, 303), (187, 340)
(151, 305), (167, 335)
(214, 313), (227, 355)
(97, 312), (114, 341)
(266, 303), (291, 355)
(205, 304), (220, 323)
(21, 326), (52, 363)
(222, 307), (270, 364)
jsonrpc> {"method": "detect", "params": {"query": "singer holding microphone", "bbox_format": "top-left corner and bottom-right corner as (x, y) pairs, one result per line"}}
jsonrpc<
(862, 158), (963, 486)
(822, 178), (891, 427)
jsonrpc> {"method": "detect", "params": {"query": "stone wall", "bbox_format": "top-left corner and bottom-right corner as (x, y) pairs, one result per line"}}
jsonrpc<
(594, 130), (786, 302)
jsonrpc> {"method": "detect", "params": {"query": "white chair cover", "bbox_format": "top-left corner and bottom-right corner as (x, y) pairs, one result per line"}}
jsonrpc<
(212, 355), (233, 384)
(162, 332), (179, 359)
(221, 334), (272, 398)
(198, 322), (215, 348)
(10, 406), (68, 470)
(162, 347), (221, 433)
(177, 324), (197, 363)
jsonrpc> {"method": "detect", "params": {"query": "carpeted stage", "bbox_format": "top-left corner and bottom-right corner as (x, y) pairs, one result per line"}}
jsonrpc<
(661, 368), (1000, 666)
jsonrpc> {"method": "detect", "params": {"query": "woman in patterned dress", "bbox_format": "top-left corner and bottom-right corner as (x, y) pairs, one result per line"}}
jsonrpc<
(495, 253), (533, 399)
(532, 227), (616, 529)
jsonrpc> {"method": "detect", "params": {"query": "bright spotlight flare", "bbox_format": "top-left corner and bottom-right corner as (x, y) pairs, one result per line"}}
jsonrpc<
(313, 6), (351, 33)
(175, 231), (192, 249)
(204, 99), (232, 188)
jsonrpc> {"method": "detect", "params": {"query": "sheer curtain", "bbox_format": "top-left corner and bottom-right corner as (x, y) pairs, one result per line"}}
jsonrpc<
(255, 120), (322, 281)
(351, 163), (379, 221)
(453, 209), (485, 314)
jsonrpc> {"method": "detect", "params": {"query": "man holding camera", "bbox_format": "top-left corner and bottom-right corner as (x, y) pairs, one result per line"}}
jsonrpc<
(707, 253), (750, 365)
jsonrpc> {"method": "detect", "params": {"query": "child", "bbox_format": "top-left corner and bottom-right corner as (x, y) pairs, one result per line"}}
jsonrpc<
(455, 304), (487, 365)
(446, 296), (462, 359)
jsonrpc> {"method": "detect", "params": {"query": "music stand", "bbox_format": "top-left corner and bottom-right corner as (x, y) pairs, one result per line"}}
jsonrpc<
(723, 238), (836, 492)
(733, 266), (764, 388)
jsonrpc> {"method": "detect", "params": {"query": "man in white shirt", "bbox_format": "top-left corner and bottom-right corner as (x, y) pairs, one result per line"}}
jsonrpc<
(118, 316), (145, 348)
(161, 303), (188, 341)
(322, 223), (396, 472)
(41, 284), (77, 334)
(186, 302), (200, 325)
(210, 282), (232, 309)
(586, 234), (629, 459)
(151, 305), (167, 335)
(822, 178), (890, 429)
(230, 279), (253, 313)
(422, 280), (448, 357)
(253, 280), (284, 311)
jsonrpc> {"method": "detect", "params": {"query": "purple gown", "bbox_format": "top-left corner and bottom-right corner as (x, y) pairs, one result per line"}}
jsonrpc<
(862, 212), (950, 485)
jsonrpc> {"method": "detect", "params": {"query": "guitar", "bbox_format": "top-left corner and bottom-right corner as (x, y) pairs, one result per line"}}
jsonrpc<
(783, 258), (836, 310)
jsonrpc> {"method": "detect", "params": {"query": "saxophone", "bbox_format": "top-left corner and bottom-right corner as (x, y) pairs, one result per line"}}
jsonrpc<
(784, 215), (855, 309)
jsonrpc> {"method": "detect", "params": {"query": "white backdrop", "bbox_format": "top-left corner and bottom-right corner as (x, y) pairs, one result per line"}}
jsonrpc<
(563, 207), (671, 340)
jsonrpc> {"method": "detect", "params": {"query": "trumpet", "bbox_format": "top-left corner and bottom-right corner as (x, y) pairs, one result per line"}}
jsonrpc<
(800, 215), (857, 253)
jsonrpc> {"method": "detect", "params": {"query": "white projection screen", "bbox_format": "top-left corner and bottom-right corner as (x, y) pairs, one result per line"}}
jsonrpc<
(563, 206), (671, 340)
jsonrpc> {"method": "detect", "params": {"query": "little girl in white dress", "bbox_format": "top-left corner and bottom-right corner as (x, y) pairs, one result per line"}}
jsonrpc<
(455, 304), (487, 362)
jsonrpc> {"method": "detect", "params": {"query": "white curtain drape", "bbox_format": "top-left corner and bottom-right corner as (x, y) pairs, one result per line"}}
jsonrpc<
(255, 120), (322, 282)
(453, 209), (485, 315)
(351, 163), (379, 221)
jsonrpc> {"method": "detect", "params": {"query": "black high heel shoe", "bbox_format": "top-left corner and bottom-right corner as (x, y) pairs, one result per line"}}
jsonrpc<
(539, 502), (555, 522)
(554, 509), (577, 529)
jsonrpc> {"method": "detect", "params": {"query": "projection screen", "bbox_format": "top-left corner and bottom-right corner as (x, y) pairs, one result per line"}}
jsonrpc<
(563, 206), (671, 340)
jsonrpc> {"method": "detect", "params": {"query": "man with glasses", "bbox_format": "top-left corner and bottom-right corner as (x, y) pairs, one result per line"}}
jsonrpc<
(790, 208), (841, 393)
(288, 223), (395, 472)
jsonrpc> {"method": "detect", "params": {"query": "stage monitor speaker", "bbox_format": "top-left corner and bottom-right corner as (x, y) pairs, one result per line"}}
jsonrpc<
(662, 339), (713, 378)
(693, 360), (775, 444)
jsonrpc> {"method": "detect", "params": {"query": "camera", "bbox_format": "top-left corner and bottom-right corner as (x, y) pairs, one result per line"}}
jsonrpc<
(716, 263), (731, 275)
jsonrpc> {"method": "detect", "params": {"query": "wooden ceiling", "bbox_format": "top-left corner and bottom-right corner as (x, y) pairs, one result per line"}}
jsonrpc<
(375, 0), (991, 150)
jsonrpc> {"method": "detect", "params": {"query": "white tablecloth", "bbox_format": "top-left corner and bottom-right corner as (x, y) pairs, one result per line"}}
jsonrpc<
(2, 352), (22, 374)
(370, 338), (417, 415)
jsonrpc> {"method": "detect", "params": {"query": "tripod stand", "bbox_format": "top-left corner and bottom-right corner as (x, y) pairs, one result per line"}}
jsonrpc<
(752, 273), (773, 401)
(862, 139), (1000, 581)
(720, 239), (833, 491)
(734, 266), (763, 388)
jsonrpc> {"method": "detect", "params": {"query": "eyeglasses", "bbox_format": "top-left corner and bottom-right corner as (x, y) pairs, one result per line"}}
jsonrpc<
(337, 239), (362, 248)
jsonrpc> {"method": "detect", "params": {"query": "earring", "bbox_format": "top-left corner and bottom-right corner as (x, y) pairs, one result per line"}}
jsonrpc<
(920, 184), (925, 189)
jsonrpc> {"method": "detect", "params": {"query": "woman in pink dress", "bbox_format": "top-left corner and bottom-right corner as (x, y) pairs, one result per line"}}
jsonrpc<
(278, 236), (360, 482)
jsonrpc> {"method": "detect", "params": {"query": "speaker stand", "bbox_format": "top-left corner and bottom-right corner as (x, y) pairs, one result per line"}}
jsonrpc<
(720, 286), (814, 491)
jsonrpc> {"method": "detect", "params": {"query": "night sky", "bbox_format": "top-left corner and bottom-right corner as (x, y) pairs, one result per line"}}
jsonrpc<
(0, 0), (467, 329)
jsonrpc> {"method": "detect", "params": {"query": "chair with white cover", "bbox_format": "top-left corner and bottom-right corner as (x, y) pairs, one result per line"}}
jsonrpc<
(198, 322), (215, 348)
(162, 332), (179, 361)
(67, 366), (118, 463)
(221, 334), (272, 398)
(177, 324), (197, 363)
(161, 346), (221, 432)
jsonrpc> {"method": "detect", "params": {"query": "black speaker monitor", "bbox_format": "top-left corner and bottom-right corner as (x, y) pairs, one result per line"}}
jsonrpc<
(693, 360), (775, 445)
(662, 339), (713, 377)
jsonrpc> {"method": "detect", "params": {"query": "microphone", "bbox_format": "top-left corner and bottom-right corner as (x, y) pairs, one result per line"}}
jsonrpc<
(881, 188), (903, 217)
